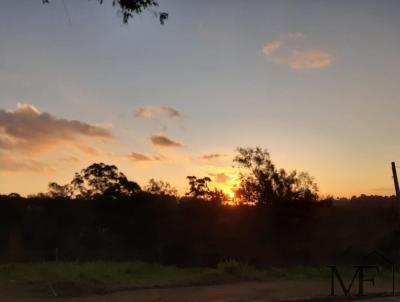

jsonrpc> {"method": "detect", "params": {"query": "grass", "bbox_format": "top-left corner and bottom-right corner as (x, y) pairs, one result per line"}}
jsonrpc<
(0, 261), (216, 295)
(0, 261), (392, 296)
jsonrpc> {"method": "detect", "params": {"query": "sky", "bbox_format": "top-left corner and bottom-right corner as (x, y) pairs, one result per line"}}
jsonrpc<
(1, 0), (400, 197)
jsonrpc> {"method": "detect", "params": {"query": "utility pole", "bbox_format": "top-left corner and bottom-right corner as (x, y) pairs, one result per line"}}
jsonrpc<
(391, 162), (400, 201)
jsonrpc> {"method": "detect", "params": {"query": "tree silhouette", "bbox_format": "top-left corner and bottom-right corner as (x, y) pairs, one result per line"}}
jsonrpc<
(185, 176), (212, 199)
(185, 176), (225, 203)
(234, 147), (318, 204)
(7, 193), (22, 199)
(48, 163), (141, 199)
(144, 178), (177, 196)
(48, 182), (72, 198)
(42, 0), (168, 24)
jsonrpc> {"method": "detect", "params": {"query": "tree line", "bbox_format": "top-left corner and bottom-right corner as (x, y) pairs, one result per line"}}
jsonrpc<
(1, 147), (399, 267)
(36, 147), (319, 205)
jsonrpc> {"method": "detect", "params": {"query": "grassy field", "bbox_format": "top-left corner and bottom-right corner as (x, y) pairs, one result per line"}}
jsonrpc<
(0, 260), (389, 296)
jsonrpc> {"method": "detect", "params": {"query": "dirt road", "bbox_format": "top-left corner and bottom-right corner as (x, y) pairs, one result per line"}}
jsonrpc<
(1, 280), (397, 302)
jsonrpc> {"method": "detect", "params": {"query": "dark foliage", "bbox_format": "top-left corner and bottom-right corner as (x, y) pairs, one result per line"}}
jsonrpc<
(1, 192), (399, 267)
(48, 163), (141, 199)
(144, 179), (177, 196)
(42, 0), (168, 24)
(234, 147), (319, 204)
(2, 155), (398, 267)
(185, 176), (225, 203)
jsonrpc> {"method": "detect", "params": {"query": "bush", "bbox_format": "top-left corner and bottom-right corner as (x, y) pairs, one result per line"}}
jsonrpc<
(217, 259), (257, 278)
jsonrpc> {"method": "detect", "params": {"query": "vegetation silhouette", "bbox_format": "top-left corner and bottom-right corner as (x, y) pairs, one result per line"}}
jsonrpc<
(1, 147), (400, 267)
(42, 0), (168, 24)
(234, 147), (319, 204)
(185, 176), (225, 203)
(144, 178), (177, 196)
(48, 163), (141, 199)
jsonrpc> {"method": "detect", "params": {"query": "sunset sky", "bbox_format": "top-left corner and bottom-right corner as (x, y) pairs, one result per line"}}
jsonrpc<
(1, 0), (400, 197)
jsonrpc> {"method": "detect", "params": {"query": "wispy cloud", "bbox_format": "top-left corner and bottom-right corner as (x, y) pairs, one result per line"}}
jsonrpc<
(209, 172), (230, 184)
(0, 153), (55, 173)
(261, 40), (281, 55)
(273, 49), (332, 69)
(262, 33), (332, 70)
(287, 32), (307, 39)
(76, 145), (102, 156)
(0, 136), (13, 149)
(59, 156), (80, 164)
(128, 151), (166, 162)
(149, 134), (184, 148)
(201, 153), (226, 160)
(135, 105), (183, 132)
(136, 106), (181, 119)
(0, 103), (113, 154)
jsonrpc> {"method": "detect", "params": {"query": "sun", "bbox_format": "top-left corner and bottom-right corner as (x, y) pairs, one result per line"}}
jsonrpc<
(229, 191), (235, 199)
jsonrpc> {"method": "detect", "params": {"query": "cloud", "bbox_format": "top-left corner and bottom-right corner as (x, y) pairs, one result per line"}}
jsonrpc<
(0, 153), (55, 173)
(0, 136), (13, 149)
(261, 40), (281, 55)
(201, 153), (226, 160)
(59, 156), (80, 164)
(209, 172), (230, 184)
(149, 135), (184, 148)
(136, 106), (181, 119)
(287, 32), (307, 39)
(262, 33), (332, 70)
(0, 103), (113, 154)
(128, 151), (166, 162)
(284, 49), (332, 69)
(76, 144), (102, 156)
